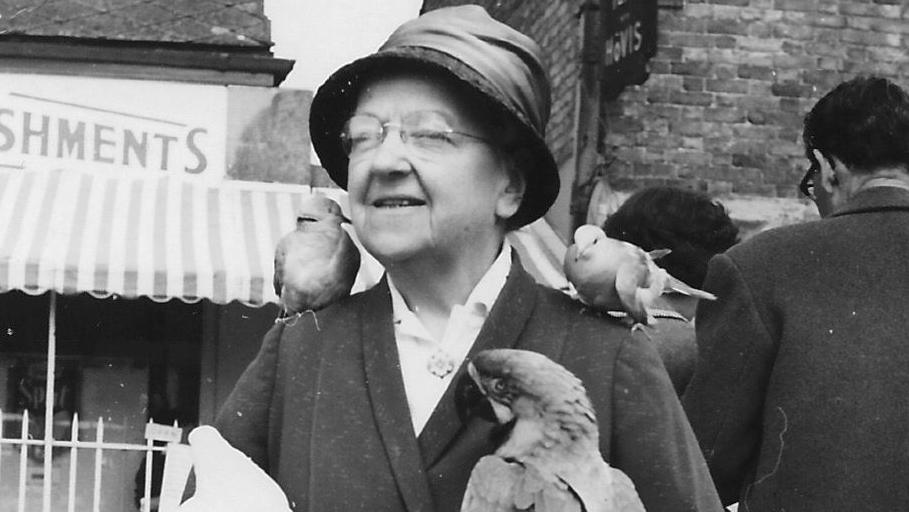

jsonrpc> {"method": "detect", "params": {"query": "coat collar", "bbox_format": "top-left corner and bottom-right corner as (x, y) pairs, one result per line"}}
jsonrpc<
(360, 255), (541, 510)
(831, 185), (909, 218)
(361, 276), (435, 511)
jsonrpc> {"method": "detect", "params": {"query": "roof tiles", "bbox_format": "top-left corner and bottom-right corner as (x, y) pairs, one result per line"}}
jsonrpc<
(0, 0), (271, 47)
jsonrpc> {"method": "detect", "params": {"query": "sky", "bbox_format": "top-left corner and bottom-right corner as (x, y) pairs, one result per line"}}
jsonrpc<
(264, 0), (424, 91)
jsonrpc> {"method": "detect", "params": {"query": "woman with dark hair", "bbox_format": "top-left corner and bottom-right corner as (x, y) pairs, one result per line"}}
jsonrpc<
(601, 186), (738, 395)
(604, 186), (740, 318)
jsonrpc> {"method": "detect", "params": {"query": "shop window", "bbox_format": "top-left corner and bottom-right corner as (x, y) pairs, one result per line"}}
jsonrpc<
(0, 291), (203, 512)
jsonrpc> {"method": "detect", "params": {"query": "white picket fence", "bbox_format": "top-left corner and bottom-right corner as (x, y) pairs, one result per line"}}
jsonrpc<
(0, 410), (184, 512)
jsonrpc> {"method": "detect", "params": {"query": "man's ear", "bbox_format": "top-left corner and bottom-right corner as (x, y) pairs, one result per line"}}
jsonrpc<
(812, 149), (838, 191)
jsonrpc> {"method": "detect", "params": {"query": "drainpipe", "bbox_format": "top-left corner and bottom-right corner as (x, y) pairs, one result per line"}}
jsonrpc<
(571, 0), (604, 231)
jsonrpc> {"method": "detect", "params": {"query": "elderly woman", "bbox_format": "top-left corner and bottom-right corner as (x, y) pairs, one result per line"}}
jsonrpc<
(214, 6), (721, 512)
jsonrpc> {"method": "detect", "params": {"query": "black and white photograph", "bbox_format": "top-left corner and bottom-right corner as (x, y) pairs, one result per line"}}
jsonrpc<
(0, 1), (907, 511)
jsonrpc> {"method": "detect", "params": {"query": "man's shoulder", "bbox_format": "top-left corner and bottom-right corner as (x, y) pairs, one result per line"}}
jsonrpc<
(723, 218), (839, 269)
(729, 201), (904, 259)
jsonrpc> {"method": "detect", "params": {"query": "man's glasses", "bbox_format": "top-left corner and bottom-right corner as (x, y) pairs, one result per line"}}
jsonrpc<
(340, 111), (490, 157)
(799, 160), (819, 200)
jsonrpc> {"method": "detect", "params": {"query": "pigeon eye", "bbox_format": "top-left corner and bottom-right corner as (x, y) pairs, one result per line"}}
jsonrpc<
(491, 379), (507, 394)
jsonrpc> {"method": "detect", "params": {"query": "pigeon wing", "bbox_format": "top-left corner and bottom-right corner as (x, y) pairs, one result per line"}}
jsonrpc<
(326, 226), (361, 300)
(461, 456), (581, 512)
(460, 456), (523, 512)
(614, 258), (649, 323)
(663, 271), (717, 300)
(560, 458), (645, 512)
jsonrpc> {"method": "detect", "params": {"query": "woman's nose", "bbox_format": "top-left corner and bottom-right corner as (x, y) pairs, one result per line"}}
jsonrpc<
(367, 129), (412, 176)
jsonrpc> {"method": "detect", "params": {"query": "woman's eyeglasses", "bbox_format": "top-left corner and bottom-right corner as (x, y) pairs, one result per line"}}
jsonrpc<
(340, 111), (490, 158)
(799, 161), (819, 200)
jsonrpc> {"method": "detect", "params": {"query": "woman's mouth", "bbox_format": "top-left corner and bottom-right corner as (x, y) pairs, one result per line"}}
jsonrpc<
(372, 197), (426, 208)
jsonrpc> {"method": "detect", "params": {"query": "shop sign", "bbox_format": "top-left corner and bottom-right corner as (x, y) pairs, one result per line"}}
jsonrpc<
(6, 357), (78, 461)
(0, 73), (227, 181)
(600, 0), (658, 100)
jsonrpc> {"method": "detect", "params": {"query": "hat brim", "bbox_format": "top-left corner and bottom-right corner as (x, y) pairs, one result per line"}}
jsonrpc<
(309, 47), (559, 229)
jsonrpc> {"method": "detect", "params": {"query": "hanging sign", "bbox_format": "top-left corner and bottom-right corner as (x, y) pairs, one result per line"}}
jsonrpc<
(600, 0), (658, 100)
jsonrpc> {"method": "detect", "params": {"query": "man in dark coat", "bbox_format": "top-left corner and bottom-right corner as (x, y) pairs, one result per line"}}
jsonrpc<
(213, 5), (721, 512)
(683, 75), (909, 511)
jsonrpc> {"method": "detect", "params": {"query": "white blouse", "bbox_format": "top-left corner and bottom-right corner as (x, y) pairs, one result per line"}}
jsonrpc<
(387, 244), (512, 435)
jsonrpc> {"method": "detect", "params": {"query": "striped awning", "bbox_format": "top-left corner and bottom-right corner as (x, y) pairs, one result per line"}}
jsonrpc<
(0, 167), (568, 306)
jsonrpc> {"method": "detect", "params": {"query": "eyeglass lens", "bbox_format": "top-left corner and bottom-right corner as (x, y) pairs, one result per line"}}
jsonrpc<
(341, 111), (482, 157)
(799, 162), (818, 199)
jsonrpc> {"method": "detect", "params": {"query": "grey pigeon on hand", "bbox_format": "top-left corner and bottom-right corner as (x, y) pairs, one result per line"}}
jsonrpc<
(273, 193), (360, 315)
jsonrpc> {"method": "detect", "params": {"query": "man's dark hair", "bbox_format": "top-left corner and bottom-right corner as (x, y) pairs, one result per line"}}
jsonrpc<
(803, 76), (909, 173)
(603, 186), (740, 288)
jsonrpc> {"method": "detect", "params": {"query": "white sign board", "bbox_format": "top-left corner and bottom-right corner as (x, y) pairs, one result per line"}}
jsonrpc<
(0, 73), (228, 181)
(145, 422), (184, 443)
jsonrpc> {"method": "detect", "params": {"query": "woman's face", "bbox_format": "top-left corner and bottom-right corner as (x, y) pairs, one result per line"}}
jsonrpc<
(345, 73), (523, 268)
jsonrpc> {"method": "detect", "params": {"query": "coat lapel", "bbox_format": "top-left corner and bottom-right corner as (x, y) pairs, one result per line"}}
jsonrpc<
(417, 257), (540, 468)
(361, 278), (435, 511)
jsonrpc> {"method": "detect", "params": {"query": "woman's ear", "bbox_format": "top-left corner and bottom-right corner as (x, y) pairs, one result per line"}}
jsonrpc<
(495, 153), (526, 220)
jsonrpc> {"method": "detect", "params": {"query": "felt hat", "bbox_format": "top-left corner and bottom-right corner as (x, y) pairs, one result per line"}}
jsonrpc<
(309, 5), (559, 228)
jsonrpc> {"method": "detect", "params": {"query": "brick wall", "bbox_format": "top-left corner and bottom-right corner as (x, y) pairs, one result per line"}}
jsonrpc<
(421, 1), (909, 233)
(421, 0), (582, 166)
(607, 0), (909, 198)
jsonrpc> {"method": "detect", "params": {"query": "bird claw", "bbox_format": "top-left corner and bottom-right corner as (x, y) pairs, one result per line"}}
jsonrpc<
(630, 322), (656, 343)
(274, 309), (321, 330)
(274, 311), (301, 325)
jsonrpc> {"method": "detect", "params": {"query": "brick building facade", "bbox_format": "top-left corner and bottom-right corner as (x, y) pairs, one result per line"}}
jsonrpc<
(421, 0), (909, 237)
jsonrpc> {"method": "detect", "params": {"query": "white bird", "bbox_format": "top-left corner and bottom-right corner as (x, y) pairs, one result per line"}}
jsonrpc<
(273, 193), (360, 315)
(563, 224), (715, 324)
(178, 426), (291, 512)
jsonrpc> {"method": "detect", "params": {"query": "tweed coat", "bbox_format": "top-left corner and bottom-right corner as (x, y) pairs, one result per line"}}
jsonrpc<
(682, 186), (909, 511)
(214, 258), (721, 512)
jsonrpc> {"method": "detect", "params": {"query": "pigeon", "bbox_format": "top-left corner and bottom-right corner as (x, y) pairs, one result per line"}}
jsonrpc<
(273, 193), (360, 315)
(458, 348), (646, 512)
(563, 224), (715, 324)
(178, 426), (291, 512)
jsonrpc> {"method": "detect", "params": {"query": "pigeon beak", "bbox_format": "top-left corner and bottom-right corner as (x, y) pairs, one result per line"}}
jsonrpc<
(488, 400), (514, 425)
(340, 213), (351, 223)
(454, 363), (496, 424)
(466, 361), (483, 392)
(576, 241), (593, 260)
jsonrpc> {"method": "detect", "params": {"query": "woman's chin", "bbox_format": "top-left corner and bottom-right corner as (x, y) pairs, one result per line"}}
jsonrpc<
(361, 236), (429, 267)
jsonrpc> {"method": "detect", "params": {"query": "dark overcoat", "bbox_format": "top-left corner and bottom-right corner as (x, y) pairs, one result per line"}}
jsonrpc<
(683, 186), (909, 511)
(215, 259), (721, 512)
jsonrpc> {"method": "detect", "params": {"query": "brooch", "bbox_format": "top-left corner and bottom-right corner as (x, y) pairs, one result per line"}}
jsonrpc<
(426, 349), (456, 379)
